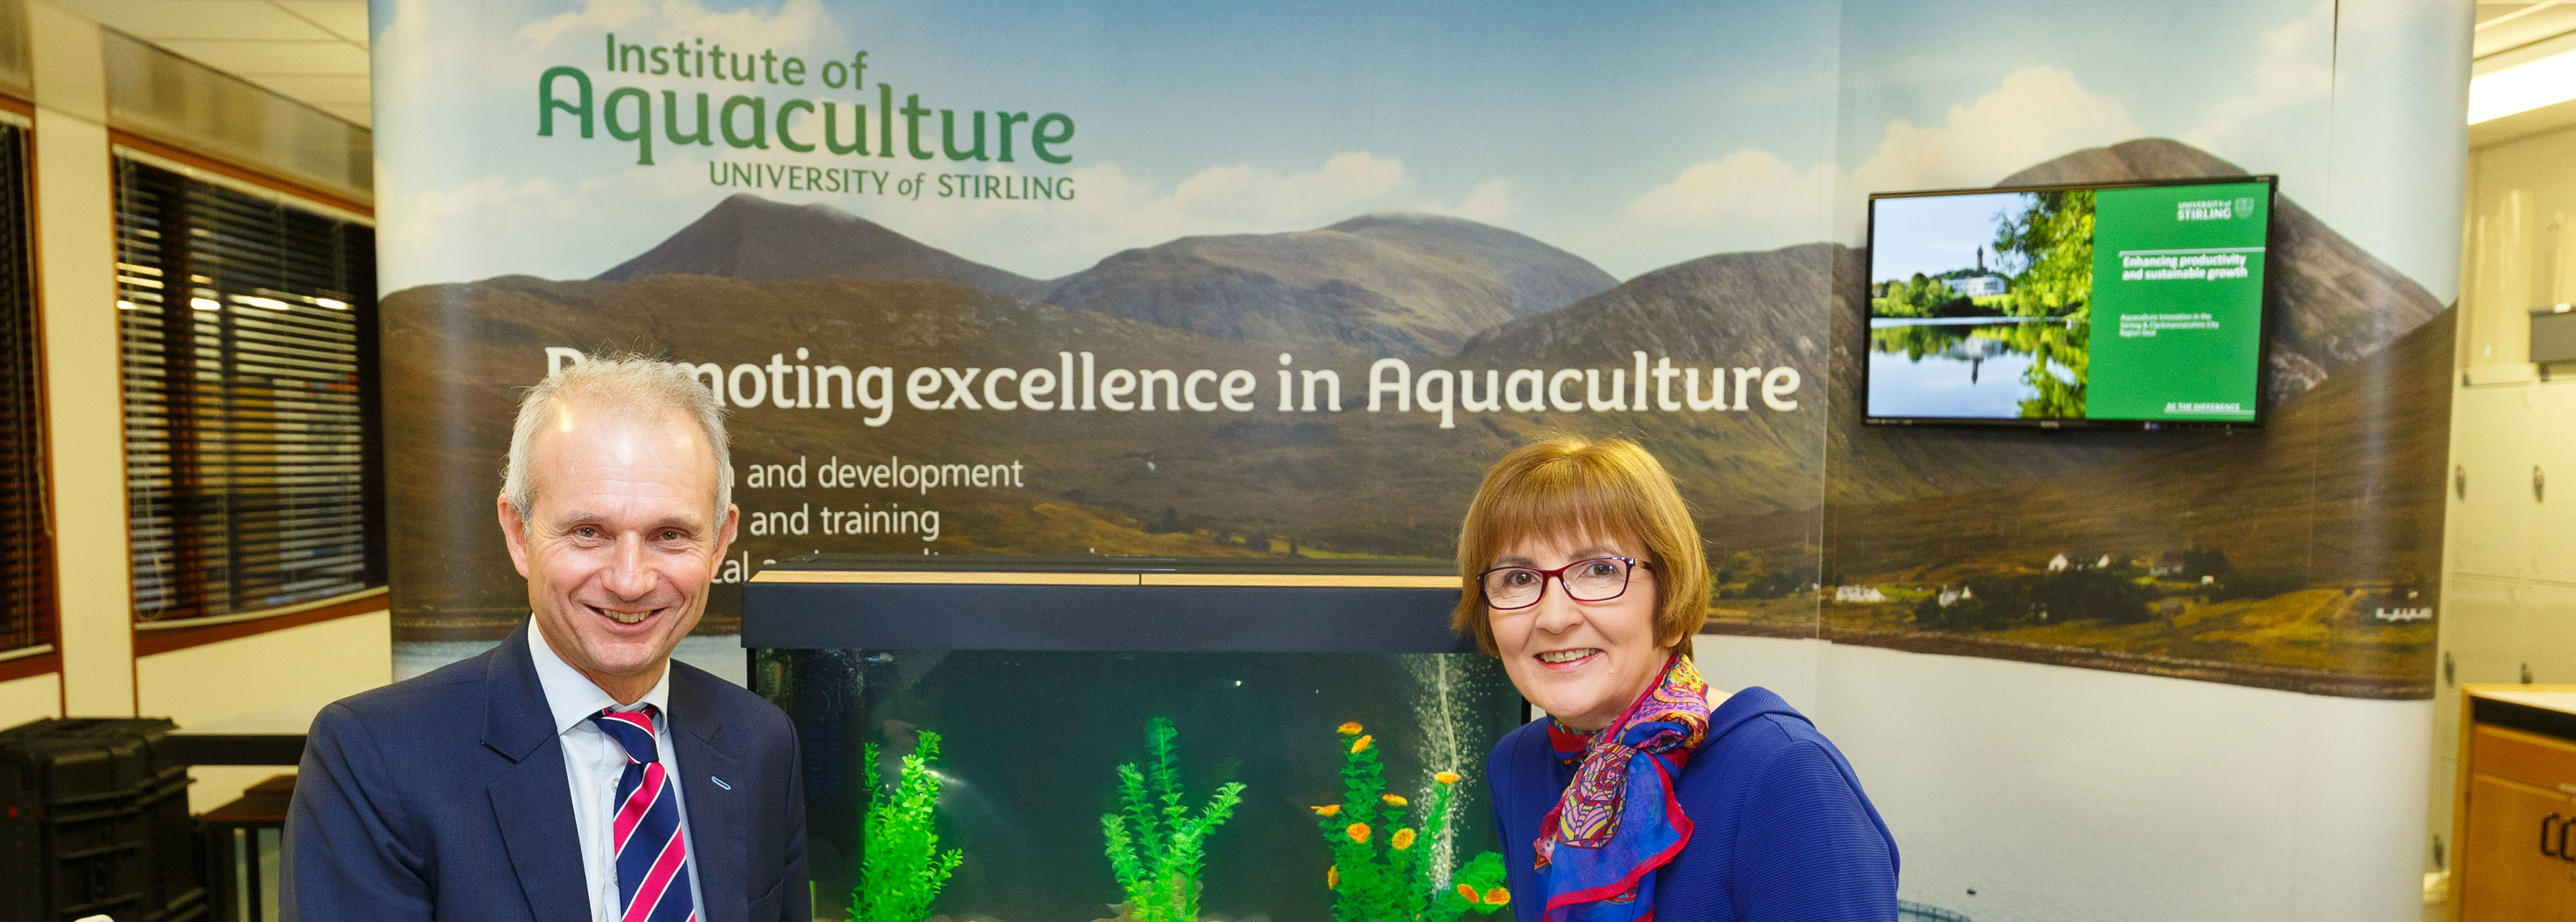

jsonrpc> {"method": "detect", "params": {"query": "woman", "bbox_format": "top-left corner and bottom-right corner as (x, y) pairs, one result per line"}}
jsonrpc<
(1459, 435), (1897, 921)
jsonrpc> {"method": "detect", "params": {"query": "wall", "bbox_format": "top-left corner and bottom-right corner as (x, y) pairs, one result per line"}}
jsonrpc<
(5, 0), (392, 811)
(0, 670), (53, 725)
(137, 612), (390, 811)
(2435, 118), (2576, 877)
(29, 0), (127, 719)
(1701, 634), (2429, 921)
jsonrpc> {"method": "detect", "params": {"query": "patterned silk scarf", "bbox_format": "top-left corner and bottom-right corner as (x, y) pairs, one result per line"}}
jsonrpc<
(1534, 653), (1713, 922)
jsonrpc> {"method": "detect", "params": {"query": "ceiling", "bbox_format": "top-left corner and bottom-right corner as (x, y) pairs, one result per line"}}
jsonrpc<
(42, 0), (369, 127)
(19, 4), (2570, 139)
(2481, 2), (2576, 59)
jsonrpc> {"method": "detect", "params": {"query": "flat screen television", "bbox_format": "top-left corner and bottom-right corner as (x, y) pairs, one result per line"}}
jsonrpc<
(1862, 175), (2276, 428)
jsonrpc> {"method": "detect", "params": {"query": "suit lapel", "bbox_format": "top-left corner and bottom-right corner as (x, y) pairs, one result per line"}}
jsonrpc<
(489, 746), (590, 922)
(671, 666), (748, 922)
(482, 619), (593, 922)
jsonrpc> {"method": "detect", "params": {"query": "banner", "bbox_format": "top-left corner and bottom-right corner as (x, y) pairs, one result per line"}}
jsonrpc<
(1815, 4), (2460, 701)
(382, 0), (2454, 693)
(374, 2), (1843, 642)
(372, 0), (2466, 917)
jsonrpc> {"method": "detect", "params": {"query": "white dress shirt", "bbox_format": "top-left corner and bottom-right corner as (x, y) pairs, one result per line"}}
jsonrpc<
(528, 627), (710, 922)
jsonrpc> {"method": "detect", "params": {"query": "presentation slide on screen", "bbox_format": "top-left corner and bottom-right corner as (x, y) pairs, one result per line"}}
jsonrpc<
(1865, 181), (2269, 423)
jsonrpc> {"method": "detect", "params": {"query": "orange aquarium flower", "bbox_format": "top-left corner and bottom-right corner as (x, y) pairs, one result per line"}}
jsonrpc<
(1381, 793), (1407, 807)
(1327, 865), (1339, 889)
(1345, 822), (1371, 844)
(1337, 722), (1364, 735)
(1312, 804), (1341, 817)
(1390, 828), (1416, 850)
(1484, 887), (1510, 905)
(1458, 883), (1482, 904)
(1351, 734), (1374, 755)
(1434, 770), (1462, 785)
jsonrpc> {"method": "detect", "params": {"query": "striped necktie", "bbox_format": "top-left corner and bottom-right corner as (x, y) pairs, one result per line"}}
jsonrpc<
(590, 706), (697, 922)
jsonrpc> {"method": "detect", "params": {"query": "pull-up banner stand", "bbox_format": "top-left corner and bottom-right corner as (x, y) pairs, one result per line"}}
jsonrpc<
(370, 1), (2467, 918)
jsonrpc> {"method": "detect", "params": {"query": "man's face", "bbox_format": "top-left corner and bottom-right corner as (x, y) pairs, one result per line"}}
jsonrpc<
(499, 404), (736, 696)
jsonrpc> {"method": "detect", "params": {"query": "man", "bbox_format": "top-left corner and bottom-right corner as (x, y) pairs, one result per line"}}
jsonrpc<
(284, 355), (808, 922)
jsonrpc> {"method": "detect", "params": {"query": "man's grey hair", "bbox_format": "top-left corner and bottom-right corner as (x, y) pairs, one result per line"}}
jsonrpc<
(501, 353), (733, 527)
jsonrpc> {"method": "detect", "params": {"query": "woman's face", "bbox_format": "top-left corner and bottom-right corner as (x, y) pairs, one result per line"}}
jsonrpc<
(1485, 532), (1672, 733)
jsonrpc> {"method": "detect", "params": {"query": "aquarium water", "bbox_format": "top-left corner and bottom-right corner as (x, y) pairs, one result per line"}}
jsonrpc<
(756, 648), (1522, 921)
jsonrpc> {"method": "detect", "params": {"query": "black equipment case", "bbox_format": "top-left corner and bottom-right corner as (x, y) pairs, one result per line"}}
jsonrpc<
(0, 717), (205, 921)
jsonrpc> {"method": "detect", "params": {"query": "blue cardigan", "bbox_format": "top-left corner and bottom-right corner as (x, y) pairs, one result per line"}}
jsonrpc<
(1487, 686), (1898, 922)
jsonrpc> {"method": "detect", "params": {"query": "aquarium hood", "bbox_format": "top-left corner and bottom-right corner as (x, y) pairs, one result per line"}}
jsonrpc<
(743, 554), (1475, 653)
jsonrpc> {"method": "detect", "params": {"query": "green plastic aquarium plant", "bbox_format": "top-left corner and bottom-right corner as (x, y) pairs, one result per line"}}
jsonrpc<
(1314, 722), (1511, 922)
(852, 731), (964, 922)
(1101, 717), (1247, 922)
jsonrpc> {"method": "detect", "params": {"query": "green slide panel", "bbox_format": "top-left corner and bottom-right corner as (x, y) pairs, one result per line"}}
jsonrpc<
(2084, 183), (2269, 422)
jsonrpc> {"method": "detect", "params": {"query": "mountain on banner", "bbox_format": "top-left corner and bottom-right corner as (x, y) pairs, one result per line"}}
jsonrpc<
(1996, 137), (2445, 400)
(386, 135), (2451, 696)
(1463, 243), (1836, 369)
(1454, 244), (1838, 483)
(595, 193), (1051, 300)
(377, 247), (1821, 632)
(1829, 304), (2454, 594)
(1038, 213), (1618, 356)
(601, 194), (1615, 357)
(587, 139), (2425, 401)
(507, 134), (2442, 535)
(1815, 304), (2453, 696)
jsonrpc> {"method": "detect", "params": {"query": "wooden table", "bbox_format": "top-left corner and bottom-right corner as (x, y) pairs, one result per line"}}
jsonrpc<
(200, 774), (295, 922)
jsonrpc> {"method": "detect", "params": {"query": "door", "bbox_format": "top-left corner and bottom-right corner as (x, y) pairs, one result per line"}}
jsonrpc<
(2534, 382), (2576, 583)
(2454, 385), (2533, 580)
(2461, 773), (2576, 922)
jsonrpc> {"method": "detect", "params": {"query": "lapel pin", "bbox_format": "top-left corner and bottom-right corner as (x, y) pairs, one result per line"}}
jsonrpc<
(712, 776), (732, 790)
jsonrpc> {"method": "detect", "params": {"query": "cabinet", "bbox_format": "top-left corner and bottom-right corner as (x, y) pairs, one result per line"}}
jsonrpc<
(2454, 687), (2576, 921)
(2529, 586), (2576, 684)
(2452, 385), (2531, 580)
(2461, 773), (2572, 922)
(2537, 384), (2576, 584)
(2440, 381), (2576, 867)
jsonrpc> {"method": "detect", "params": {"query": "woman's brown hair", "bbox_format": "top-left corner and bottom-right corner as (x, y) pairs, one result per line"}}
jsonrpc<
(1452, 435), (1709, 655)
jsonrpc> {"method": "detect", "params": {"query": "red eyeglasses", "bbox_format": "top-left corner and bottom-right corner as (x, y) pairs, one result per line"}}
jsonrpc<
(1476, 556), (1649, 610)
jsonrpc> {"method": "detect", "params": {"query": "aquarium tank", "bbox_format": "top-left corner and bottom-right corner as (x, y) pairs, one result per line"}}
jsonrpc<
(746, 555), (1526, 922)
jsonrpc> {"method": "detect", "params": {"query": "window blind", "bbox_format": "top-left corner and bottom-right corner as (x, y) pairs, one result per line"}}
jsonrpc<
(114, 155), (383, 624)
(0, 121), (48, 652)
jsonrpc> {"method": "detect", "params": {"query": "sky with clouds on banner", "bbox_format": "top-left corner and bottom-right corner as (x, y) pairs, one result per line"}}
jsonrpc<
(369, 0), (2463, 300)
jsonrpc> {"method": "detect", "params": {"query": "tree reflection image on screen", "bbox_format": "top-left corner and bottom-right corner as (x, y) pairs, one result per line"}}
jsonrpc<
(1992, 190), (2096, 418)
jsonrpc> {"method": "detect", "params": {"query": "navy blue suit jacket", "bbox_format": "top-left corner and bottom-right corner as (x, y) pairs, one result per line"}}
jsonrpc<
(281, 619), (809, 922)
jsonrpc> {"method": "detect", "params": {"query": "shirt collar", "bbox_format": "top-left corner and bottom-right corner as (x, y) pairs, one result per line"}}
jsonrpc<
(526, 620), (673, 736)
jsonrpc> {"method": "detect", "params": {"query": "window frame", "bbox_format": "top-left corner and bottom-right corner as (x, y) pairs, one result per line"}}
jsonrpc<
(0, 94), (56, 683)
(109, 132), (385, 655)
